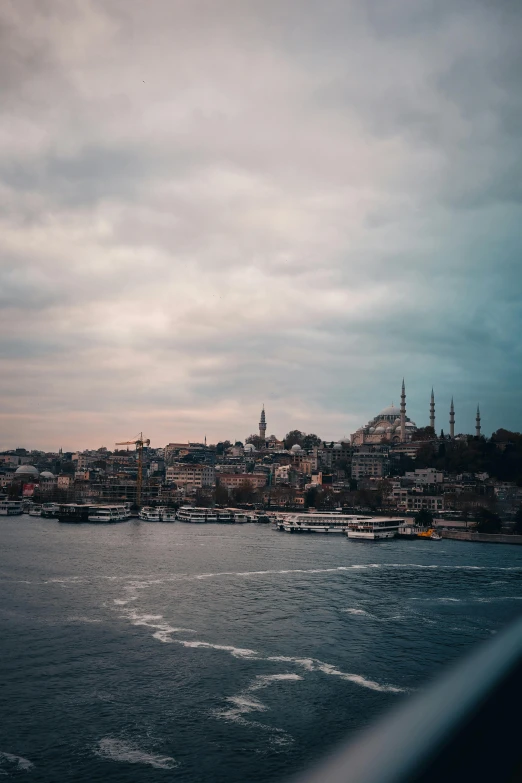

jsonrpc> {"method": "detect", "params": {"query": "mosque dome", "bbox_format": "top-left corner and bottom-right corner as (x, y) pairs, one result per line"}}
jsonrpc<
(394, 418), (401, 426)
(291, 444), (302, 452)
(244, 443), (256, 452)
(386, 426), (393, 432)
(333, 443), (342, 450)
(339, 437), (351, 444)
(369, 427), (375, 433)
(40, 471), (55, 479)
(374, 427), (385, 434)
(378, 405), (401, 417)
(14, 465), (39, 478)
(405, 421), (416, 428)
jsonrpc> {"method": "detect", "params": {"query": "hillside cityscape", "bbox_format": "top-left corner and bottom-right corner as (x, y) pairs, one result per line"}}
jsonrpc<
(4, 384), (522, 533)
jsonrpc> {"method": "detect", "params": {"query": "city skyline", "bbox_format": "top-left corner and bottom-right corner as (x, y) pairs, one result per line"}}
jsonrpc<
(2, 1), (522, 451)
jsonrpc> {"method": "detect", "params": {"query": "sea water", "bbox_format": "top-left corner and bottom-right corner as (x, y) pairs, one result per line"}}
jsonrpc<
(1, 516), (521, 782)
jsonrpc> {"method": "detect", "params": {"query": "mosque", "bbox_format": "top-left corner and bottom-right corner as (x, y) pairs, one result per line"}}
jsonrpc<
(350, 381), (479, 445)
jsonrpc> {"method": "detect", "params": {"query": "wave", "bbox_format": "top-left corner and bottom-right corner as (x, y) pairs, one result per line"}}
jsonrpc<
(113, 598), (406, 693)
(215, 673), (302, 745)
(343, 608), (372, 616)
(95, 738), (178, 769)
(0, 751), (34, 772)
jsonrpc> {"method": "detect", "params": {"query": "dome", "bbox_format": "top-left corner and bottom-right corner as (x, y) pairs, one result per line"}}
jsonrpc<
(394, 418), (401, 425)
(339, 437), (351, 444)
(333, 443), (342, 450)
(244, 443), (256, 452)
(386, 426), (393, 432)
(14, 465), (39, 478)
(405, 421), (416, 428)
(378, 404), (401, 417)
(40, 471), (55, 478)
(291, 444), (302, 452)
(374, 427), (385, 434)
(369, 427), (375, 433)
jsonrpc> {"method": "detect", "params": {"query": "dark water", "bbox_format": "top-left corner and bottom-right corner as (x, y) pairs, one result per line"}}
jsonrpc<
(1, 517), (521, 782)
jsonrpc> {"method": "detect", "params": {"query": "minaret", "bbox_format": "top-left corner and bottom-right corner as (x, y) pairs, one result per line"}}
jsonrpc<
(259, 406), (266, 440)
(476, 405), (481, 437)
(449, 397), (455, 439)
(430, 388), (435, 431)
(400, 379), (406, 441)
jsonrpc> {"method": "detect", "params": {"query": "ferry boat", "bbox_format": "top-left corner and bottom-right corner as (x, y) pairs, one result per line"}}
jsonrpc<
(41, 503), (59, 518)
(139, 507), (162, 521)
(57, 504), (92, 524)
(28, 505), (43, 517)
(398, 522), (428, 539)
(216, 509), (233, 523)
(176, 506), (208, 523)
(162, 509), (177, 522)
(87, 505), (128, 523)
(278, 513), (373, 534)
(0, 500), (23, 516)
(345, 517), (406, 540)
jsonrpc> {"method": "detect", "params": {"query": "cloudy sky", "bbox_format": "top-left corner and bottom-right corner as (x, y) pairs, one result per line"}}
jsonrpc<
(2, 0), (522, 451)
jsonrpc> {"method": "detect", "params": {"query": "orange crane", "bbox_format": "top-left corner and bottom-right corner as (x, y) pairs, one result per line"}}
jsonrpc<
(115, 432), (150, 507)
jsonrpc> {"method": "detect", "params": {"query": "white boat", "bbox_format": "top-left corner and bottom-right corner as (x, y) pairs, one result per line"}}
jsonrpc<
(28, 505), (42, 517)
(346, 517), (406, 540)
(279, 513), (373, 534)
(176, 506), (209, 523)
(87, 505), (128, 523)
(139, 507), (162, 521)
(162, 509), (177, 522)
(0, 501), (23, 516)
(41, 503), (59, 518)
(216, 509), (233, 523)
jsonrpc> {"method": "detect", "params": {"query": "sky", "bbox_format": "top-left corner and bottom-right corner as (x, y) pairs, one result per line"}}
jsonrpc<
(1, 0), (522, 451)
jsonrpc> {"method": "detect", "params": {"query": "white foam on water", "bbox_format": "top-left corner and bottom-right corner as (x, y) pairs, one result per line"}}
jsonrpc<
(215, 671), (302, 745)
(67, 615), (102, 624)
(265, 655), (405, 693)
(178, 640), (258, 658)
(343, 608), (372, 616)
(95, 738), (178, 769)
(0, 751), (34, 772)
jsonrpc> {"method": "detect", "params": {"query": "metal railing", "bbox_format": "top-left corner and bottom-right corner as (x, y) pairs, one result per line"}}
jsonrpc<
(293, 617), (522, 783)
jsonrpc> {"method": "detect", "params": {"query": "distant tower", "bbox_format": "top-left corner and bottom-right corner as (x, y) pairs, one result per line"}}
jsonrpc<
(259, 406), (266, 440)
(430, 388), (435, 431)
(476, 405), (481, 437)
(400, 379), (406, 441)
(450, 397), (455, 439)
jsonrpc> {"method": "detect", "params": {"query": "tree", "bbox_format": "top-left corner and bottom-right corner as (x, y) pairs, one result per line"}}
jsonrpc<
(415, 426), (436, 441)
(246, 435), (265, 450)
(61, 461), (75, 474)
(213, 484), (229, 505)
(284, 430), (305, 450)
(232, 480), (255, 504)
(513, 506), (522, 535)
(302, 433), (322, 450)
(475, 507), (502, 534)
(215, 441), (231, 456)
(416, 509), (434, 527)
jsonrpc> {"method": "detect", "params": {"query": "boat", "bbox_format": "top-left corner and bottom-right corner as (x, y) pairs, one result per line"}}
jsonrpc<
(176, 506), (209, 523)
(216, 509), (233, 523)
(279, 513), (373, 534)
(345, 517), (406, 540)
(398, 522), (429, 539)
(28, 505), (42, 517)
(41, 503), (59, 518)
(87, 505), (128, 523)
(417, 528), (442, 540)
(0, 501), (23, 516)
(162, 509), (177, 522)
(139, 507), (162, 521)
(57, 504), (92, 523)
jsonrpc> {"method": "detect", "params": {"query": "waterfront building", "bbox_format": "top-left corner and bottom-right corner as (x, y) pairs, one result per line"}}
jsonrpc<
(351, 445), (390, 480)
(166, 463), (215, 489)
(218, 473), (267, 490)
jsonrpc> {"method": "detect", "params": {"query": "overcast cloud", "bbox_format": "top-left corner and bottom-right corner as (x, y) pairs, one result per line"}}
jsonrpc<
(1, 0), (521, 450)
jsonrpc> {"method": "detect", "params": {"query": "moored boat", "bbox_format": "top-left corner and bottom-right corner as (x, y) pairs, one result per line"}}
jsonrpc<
(346, 517), (406, 540)
(0, 500), (23, 516)
(28, 505), (42, 517)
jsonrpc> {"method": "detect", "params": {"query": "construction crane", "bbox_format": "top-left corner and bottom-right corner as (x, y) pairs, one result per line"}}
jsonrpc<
(115, 432), (150, 507)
